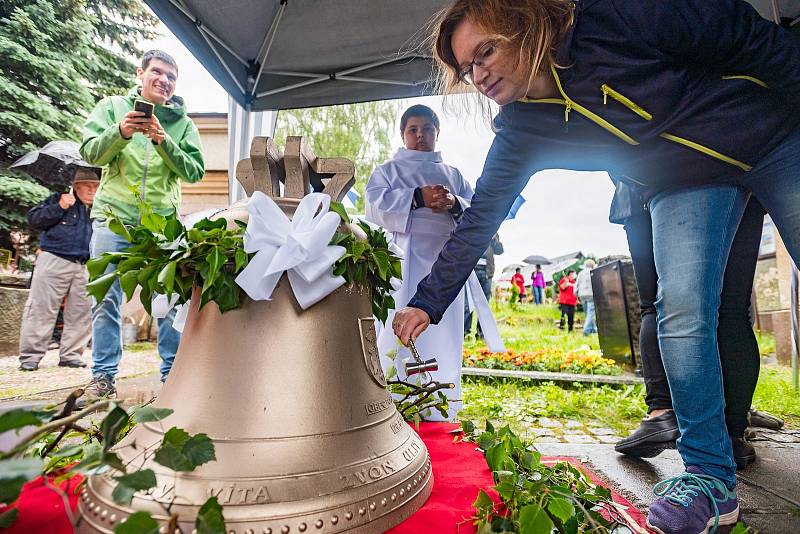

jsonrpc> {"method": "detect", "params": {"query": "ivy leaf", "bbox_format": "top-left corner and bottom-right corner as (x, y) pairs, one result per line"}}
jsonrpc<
(108, 217), (132, 242)
(132, 406), (174, 423)
(472, 489), (494, 515)
(115, 511), (159, 534)
(0, 408), (53, 433)
(182, 433), (216, 467)
(485, 442), (507, 473)
(520, 450), (541, 470)
(234, 248), (248, 272)
(350, 241), (367, 262)
(87, 271), (119, 302)
(461, 420), (476, 435)
(158, 261), (177, 294)
(0, 508), (19, 528)
(0, 458), (42, 503)
(117, 256), (147, 273)
(372, 249), (390, 280)
(153, 428), (216, 472)
(111, 469), (157, 505)
(519, 503), (555, 534)
(141, 212), (166, 234)
(119, 270), (140, 301)
(203, 248), (225, 293)
(100, 404), (130, 453)
(163, 218), (184, 241)
(329, 201), (350, 224)
(194, 218), (226, 231)
(87, 253), (118, 279)
(547, 497), (574, 523)
(195, 496), (226, 534)
(153, 428), (193, 472)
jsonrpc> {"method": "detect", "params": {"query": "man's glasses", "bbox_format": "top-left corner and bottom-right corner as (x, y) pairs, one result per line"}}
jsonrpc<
(457, 40), (498, 85)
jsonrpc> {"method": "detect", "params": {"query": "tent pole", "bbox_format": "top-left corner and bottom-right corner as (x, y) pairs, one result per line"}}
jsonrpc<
(168, 0), (249, 66)
(792, 265), (798, 390)
(197, 25), (246, 95)
(770, 0), (782, 24)
(252, 1), (288, 94)
(255, 55), (419, 99)
(338, 75), (424, 87)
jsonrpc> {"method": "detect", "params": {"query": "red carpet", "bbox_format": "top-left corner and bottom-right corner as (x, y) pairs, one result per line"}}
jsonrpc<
(1, 424), (649, 533)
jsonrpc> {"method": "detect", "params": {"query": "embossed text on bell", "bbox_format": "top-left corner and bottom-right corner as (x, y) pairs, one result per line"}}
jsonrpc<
(78, 137), (432, 533)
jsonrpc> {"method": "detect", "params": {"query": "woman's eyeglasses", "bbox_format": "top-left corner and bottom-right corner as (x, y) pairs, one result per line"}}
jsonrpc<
(457, 41), (497, 85)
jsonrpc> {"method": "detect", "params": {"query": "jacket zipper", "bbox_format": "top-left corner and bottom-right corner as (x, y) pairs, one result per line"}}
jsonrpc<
(659, 133), (752, 171)
(721, 75), (768, 88)
(139, 141), (151, 224)
(549, 67), (639, 145)
(521, 68), (752, 171)
(600, 84), (653, 120)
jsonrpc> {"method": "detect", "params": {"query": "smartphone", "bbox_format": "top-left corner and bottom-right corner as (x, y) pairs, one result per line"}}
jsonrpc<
(134, 99), (154, 118)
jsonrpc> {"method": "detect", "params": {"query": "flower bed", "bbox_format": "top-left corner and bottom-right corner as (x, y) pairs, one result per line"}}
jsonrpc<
(463, 346), (623, 376)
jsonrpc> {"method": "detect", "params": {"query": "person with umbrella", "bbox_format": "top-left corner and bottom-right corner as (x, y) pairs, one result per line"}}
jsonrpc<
(530, 263), (546, 305)
(18, 166), (100, 371)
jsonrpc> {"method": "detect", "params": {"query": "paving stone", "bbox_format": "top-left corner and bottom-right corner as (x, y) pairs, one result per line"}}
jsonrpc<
(535, 436), (562, 443)
(588, 427), (617, 436)
(562, 427), (590, 435)
(526, 427), (556, 437)
(564, 420), (583, 428)
(759, 432), (800, 444)
(536, 417), (561, 428)
(596, 435), (621, 444)
(563, 433), (599, 444)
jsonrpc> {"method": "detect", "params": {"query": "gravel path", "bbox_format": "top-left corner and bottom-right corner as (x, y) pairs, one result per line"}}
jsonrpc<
(0, 343), (160, 400)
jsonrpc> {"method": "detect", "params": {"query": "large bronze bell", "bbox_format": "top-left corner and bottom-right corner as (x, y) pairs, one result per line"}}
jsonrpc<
(78, 137), (433, 533)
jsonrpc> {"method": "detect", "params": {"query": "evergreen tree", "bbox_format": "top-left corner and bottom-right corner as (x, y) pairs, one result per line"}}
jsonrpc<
(0, 0), (158, 257)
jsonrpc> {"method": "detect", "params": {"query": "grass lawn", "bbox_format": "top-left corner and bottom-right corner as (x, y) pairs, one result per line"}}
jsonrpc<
(460, 299), (798, 433)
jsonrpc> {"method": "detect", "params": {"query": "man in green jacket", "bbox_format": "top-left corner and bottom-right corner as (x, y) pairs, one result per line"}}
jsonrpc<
(80, 49), (205, 400)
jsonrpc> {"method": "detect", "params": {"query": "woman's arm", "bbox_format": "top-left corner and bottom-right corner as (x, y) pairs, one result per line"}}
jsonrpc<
(407, 124), (540, 324)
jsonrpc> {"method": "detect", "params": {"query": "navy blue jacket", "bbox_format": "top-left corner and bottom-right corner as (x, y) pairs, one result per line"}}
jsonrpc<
(28, 193), (93, 263)
(409, 0), (800, 324)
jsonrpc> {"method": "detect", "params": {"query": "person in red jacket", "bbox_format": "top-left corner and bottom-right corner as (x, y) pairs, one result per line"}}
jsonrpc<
(558, 270), (578, 331)
(511, 267), (526, 302)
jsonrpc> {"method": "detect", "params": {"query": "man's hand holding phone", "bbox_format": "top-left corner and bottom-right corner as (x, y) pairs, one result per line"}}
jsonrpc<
(119, 110), (150, 139)
(119, 100), (165, 144)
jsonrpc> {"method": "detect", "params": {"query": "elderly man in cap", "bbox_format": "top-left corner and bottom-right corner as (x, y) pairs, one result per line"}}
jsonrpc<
(18, 167), (100, 371)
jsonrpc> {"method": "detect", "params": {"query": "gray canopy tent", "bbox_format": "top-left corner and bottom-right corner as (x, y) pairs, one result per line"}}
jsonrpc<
(145, 0), (800, 386)
(144, 0), (800, 112)
(144, 0), (449, 111)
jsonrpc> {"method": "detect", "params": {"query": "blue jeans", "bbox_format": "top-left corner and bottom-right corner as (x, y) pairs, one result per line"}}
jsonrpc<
(649, 127), (800, 487)
(581, 297), (596, 335)
(532, 286), (544, 304)
(90, 222), (180, 381)
(464, 267), (492, 336)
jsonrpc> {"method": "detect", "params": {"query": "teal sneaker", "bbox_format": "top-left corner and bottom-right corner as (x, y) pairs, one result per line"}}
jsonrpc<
(647, 467), (739, 534)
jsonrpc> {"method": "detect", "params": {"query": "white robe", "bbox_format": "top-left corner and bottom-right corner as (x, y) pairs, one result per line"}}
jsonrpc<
(365, 148), (473, 421)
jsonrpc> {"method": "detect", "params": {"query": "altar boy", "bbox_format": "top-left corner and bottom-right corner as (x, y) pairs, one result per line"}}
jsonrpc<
(365, 105), (473, 421)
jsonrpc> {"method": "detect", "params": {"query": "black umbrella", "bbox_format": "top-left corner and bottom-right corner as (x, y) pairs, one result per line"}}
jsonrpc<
(523, 255), (552, 265)
(10, 140), (99, 191)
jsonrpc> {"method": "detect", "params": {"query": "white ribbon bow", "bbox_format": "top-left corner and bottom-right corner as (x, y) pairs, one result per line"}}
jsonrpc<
(235, 191), (347, 309)
(151, 293), (190, 333)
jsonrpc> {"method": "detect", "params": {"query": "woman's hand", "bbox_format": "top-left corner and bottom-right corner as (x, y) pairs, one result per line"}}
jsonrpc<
(392, 306), (431, 345)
